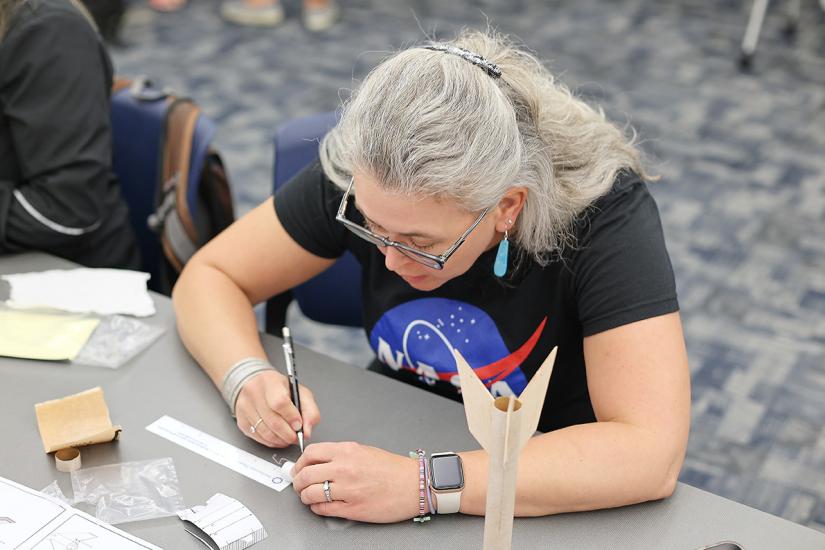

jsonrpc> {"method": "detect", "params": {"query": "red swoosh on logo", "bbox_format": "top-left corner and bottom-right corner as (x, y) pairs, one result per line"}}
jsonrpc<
(419, 316), (547, 386)
(397, 317), (548, 388)
(471, 317), (547, 387)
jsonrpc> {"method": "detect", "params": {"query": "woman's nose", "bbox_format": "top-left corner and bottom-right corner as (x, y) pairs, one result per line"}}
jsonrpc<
(383, 245), (411, 272)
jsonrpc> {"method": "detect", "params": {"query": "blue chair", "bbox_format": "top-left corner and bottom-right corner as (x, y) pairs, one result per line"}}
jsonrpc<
(265, 112), (363, 332)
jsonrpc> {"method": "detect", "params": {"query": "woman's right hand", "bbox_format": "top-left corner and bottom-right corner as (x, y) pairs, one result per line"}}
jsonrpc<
(234, 370), (321, 448)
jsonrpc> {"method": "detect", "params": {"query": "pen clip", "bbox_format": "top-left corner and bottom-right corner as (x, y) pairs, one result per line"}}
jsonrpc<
(282, 343), (295, 377)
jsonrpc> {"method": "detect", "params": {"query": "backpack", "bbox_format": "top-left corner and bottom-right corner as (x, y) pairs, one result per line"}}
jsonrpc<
(111, 77), (235, 294)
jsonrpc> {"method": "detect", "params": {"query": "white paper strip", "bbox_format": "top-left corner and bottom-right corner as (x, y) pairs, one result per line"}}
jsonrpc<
(146, 416), (291, 492)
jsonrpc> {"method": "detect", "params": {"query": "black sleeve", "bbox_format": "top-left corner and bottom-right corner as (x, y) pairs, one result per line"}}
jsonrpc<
(571, 172), (679, 337)
(0, 8), (115, 252)
(273, 161), (349, 259)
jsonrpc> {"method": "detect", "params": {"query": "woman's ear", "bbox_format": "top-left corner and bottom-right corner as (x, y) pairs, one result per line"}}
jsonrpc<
(495, 187), (528, 233)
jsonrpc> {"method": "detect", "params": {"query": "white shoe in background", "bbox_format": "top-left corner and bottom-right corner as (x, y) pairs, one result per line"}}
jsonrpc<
(221, 0), (285, 27)
(303, 1), (338, 32)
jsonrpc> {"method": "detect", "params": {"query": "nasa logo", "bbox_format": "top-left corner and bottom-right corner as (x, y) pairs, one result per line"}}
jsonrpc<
(369, 298), (546, 396)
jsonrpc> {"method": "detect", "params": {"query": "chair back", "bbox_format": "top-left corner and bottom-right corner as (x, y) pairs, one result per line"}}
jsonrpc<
(269, 112), (363, 328)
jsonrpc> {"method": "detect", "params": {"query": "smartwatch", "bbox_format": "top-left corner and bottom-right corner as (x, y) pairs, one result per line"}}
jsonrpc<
(429, 452), (464, 514)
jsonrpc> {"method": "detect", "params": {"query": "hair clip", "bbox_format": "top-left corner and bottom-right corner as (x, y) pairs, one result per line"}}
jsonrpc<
(423, 44), (502, 79)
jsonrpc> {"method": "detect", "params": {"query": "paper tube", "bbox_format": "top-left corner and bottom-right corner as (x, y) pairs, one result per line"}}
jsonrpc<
(55, 447), (82, 472)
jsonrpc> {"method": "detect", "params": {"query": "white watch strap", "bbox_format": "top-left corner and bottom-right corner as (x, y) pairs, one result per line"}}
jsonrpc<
(437, 490), (461, 514)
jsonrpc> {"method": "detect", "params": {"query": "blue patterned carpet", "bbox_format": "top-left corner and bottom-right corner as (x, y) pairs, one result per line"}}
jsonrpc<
(111, 0), (825, 532)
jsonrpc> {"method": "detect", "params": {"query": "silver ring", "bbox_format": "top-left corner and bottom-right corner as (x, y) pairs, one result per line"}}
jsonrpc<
(250, 417), (264, 434)
(323, 479), (332, 502)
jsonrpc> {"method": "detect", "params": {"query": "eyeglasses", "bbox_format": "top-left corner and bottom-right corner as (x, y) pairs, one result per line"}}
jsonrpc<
(335, 177), (489, 270)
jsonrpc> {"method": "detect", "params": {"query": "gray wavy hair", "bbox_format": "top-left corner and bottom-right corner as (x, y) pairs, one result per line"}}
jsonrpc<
(320, 29), (649, 265)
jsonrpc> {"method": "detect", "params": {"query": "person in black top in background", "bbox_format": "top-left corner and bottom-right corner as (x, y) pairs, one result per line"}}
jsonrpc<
(0, 0), (140, 270)
(173, 30), (690, 523)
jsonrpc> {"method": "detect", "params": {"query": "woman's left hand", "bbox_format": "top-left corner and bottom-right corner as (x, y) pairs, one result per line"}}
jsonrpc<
(291, 442), (420, 523)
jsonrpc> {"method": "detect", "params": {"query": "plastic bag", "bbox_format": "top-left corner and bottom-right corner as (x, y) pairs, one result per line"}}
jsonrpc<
(71, 457), (184, 524)
(40, 480), (73, 505)
(73, 314), (165, 368)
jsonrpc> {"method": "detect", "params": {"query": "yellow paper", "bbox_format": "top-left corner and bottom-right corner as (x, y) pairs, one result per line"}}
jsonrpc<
(0, 309), (100, 361)
(35, 387), (122, 453)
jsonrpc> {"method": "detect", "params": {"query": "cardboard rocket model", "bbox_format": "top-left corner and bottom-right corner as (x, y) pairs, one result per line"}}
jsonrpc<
(454, 346), (558, 550)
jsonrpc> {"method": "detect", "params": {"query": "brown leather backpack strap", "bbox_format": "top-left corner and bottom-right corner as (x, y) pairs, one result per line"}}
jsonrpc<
(157, 98), (202, 270)
(161, 98), (200, 242)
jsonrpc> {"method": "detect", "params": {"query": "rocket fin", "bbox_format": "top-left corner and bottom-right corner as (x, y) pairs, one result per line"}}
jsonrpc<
(454, 348), (494, 450)
(514, 346), (557, 450)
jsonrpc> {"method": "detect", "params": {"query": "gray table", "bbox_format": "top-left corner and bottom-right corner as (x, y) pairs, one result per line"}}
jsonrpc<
(2, 252), (824, 550)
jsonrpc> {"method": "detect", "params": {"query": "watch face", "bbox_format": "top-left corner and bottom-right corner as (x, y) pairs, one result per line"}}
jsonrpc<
(431, 454), (464, 491)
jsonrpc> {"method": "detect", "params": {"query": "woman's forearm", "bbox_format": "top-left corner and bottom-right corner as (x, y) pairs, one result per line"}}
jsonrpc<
(458, 420), (683, 516)
(172, 261), (268, 387)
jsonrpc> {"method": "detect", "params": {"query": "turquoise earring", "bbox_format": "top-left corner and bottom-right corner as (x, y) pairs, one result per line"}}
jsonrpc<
(493, 220), (512, 278)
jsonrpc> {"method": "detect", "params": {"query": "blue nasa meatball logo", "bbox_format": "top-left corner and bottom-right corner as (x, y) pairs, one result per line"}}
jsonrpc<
(369, 298), (546, 396)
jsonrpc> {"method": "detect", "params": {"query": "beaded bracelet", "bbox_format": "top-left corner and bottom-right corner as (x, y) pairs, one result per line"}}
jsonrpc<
(410, 449), (431, 523)
(422, 451), (436, 515)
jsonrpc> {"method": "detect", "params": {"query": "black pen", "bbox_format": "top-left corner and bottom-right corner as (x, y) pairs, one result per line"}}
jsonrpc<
(281, 326), (305, 453)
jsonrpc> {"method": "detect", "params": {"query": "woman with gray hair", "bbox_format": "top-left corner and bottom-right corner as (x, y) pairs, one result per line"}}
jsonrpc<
(174, 30), (690, 522)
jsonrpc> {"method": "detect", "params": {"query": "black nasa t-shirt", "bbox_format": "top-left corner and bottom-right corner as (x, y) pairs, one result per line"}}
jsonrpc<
(274, 162), (678, 433)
